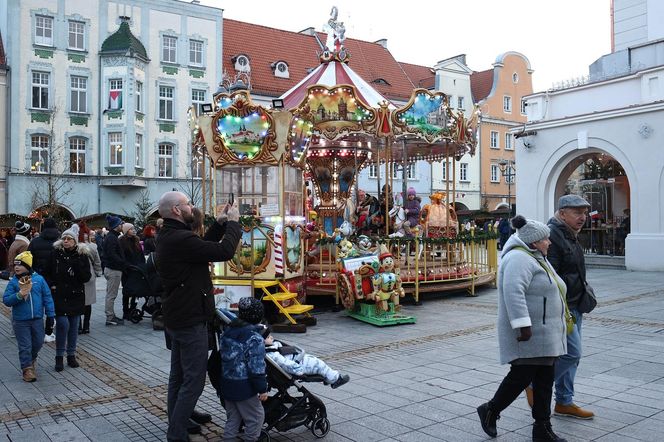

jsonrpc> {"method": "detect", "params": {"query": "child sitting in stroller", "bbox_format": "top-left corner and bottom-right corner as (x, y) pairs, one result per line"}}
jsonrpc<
(261, 326), (350, 389)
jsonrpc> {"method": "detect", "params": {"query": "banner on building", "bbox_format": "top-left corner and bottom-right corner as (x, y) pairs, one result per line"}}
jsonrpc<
(108, 90), (123, 110)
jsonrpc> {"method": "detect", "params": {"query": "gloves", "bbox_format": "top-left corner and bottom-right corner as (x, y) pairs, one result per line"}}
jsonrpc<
(517, 326), (532, 342)
(45, 317), (55, 336)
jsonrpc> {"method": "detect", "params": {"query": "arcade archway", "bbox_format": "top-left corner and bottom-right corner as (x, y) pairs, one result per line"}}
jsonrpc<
(554, 152), (630, 256)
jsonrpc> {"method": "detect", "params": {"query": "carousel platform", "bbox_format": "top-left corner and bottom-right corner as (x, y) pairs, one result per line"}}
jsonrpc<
(346, 302), (416, 326)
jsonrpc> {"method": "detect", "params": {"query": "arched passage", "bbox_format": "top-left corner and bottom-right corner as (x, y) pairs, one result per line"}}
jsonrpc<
(553, 151), (630, 256)
(30, 204), (76, 222)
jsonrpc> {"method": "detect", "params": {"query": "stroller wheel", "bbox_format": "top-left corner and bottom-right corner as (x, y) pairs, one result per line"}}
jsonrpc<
(310, 417), (330, 438)
(129, 309), (143, 324)
(258, 429), (271, 441)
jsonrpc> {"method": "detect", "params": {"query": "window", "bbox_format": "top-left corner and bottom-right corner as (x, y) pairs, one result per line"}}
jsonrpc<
(135, 134), (143, 167)
(135, 81), (143, 113)
(457, 96), (465, 110)
(490, 164), (499, 183)
(109, 79), (123, 110)
(69, 137), (86, 174)
(189, 40), (203, 65)
(406, 163), (415, 180)
(159, 86), (174, 120)
(31, 135), (50, 173)
(274, 61), (289, 79)
(235, 55), (250, 72)
(35, 15), (53, 46)
(109, 132), (123, 166)
(369, 164), (378, 178)
(521, 99), (527, 115)
(162, 35), (177, 63)
(505, 133), (513, 150)
(459, 163), (468, 182)
(158, 143), (174, 178)
(440, 161), (449, 181)
(31, 71), (49, 109)
(503, 96), (512, 113)
(70, 76), (87, 113)
(192, 89), (206, 115)
(68, 20), (85, 50)
(447, 95), (454, 107)
(512, 72), (519, 84)
(490, 130), (499, 149)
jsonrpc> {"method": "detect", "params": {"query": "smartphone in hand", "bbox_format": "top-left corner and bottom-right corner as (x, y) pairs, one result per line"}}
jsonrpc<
(229, 193), (234, 206)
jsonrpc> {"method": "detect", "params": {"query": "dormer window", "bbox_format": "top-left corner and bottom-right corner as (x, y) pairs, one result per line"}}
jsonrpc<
(372, 78), (390, 85)
(272, 61), (289, 79)
(233, 54), (250, 72)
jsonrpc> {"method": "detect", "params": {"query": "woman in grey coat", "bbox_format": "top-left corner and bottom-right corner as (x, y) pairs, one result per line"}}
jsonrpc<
(477, 215), (568, 442)
(78, 226), (102, 334)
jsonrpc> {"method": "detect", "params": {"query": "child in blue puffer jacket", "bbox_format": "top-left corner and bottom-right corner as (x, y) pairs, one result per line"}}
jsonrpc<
(220, 297), (269, 441)
(3, 251), (55, 382)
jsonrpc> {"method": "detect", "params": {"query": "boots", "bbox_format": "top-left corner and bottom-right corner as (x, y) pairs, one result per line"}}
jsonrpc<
(533, 421), (567, 442)
(476, 402), (499, 437)
(67, 355), (80, 368)
(55, 356), (64, 372)
(22, 367), (36, 382)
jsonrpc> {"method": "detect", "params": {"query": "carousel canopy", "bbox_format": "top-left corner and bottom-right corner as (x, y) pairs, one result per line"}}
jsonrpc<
(280, 60), (394, 110)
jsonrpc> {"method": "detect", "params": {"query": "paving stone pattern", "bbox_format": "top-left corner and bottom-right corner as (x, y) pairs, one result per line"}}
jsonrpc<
(0, 268), (663, 441)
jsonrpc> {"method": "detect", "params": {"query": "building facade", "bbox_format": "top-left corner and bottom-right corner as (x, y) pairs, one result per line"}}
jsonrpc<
(520, 0), (664, 271)
(471, 52), (533, 213)
(0, 0), (222, 218)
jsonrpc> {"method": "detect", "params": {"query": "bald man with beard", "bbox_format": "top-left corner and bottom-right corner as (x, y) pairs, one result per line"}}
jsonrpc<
(155, 191), (241, 442)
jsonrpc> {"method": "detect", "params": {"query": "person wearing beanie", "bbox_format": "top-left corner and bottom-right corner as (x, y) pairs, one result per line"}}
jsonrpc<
(477, 215), (568, 441)
(77, 222), (102, 335)
(403, 187), (421, 228)
(28, 218), (60, 287)
(118, 223), (145, 320)
(51, 225), (92, 372)
(220, 297), (268, 441)
(7, 221), (32, 277)
(3, 251), (56, 382)
(546, 195), (595, 420)
(262, 325), (350, 389)
(155, 191), (241, 441)
(102, 215), (125, 326)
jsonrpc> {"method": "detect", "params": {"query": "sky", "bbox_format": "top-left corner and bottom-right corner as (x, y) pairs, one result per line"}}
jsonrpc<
(198, 0), (612, 92)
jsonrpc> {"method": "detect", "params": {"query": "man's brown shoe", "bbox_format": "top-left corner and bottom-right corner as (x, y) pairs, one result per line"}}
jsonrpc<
(554, 403), (594, 419)
(525, 386), (534, 408)
(22, 367), (36, 382)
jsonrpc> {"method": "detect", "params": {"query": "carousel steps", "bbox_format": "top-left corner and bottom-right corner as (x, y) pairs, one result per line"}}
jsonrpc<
(263, 292), (297, 302)
(282, 304), (314, 315)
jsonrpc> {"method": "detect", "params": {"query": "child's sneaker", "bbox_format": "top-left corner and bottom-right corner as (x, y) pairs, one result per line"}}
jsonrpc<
(331, 374), (350, 389)
(44, 333), (55, 343)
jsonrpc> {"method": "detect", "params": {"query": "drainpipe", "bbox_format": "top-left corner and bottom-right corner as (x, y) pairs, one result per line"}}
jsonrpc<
(97, 56), (102, 213)
(4, 66), (10, 212)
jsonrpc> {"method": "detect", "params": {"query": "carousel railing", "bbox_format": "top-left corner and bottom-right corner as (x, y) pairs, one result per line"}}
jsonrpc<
(306, 227), (498, 304)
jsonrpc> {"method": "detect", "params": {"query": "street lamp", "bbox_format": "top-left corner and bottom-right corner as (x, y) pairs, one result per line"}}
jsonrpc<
(497, 159), (516, 215)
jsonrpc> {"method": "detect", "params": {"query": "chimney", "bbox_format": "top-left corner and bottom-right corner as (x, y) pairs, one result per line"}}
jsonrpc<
(299, 27), (317, 36)
(119, 16), (131, 23)
(374, 38), (388, 49)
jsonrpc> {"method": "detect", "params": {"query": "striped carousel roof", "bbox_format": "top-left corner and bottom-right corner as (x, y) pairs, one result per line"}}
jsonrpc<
(280, 60), (393, 110)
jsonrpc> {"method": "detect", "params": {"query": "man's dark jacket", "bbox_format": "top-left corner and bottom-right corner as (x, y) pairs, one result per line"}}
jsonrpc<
(28, 227), (60, 286)
(547, 216), (587, 310)
(155, 218), (241, 329)
(102, 229), (125, 271)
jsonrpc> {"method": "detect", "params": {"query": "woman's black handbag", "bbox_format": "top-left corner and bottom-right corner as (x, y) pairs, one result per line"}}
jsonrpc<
(577, 283), (597, 314)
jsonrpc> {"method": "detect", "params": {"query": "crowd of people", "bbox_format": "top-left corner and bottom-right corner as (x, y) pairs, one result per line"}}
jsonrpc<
(1, 191), (597, 442)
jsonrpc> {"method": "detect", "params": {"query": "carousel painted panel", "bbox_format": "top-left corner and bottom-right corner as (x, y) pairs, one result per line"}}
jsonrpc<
(212, 223), (276, 280)
(282, 223), (305, 278)
(291, 85), (376, 140)
(392, 89), (452, 144)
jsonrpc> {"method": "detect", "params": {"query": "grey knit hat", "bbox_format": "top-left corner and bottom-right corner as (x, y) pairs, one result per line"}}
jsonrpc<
(61, 224), (80, 244)
(238, 297), (264, 324)
(511, 215), (550, 244)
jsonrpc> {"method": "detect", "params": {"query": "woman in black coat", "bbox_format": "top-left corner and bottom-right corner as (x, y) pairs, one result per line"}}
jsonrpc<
(119, 224), (146, 319)
(51, 225), (91, 372)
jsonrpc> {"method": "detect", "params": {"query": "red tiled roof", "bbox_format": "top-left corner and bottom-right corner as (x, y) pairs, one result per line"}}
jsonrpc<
(470, 68), (494, 102)
(399, 62), (435, 89)
(0, 31), (6, 66)
(222, 19), (416, 102)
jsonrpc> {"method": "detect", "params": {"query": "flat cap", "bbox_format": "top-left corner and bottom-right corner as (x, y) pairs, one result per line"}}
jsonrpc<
(558, 194), (591, 209)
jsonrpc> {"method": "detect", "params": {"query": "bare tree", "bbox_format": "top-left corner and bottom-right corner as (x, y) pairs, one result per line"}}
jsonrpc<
(177, 145), (204, 208)
(29, 104), (75, 222)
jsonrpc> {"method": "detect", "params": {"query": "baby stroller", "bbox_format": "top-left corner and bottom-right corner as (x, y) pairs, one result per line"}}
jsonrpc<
(208, 308), (331, 441)
(122, 261), (162, 325)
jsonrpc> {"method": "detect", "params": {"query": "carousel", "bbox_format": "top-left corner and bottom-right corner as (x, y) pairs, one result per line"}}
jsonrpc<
(191, 8), (498, 327)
